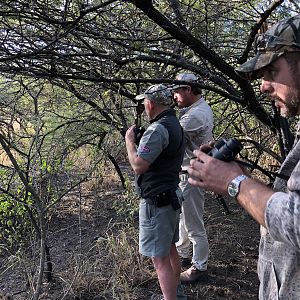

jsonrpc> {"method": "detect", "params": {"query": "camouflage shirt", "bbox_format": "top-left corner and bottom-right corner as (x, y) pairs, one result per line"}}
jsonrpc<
(258, 122), (300, 299)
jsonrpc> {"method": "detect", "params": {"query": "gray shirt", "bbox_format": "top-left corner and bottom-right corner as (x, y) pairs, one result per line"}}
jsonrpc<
(137, 122), (169, 164)
(258, 121), (300, 299)
(179, 97), (214, 170)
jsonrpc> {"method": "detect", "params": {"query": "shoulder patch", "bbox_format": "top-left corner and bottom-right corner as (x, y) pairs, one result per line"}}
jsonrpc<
(139, 145), (150, 153)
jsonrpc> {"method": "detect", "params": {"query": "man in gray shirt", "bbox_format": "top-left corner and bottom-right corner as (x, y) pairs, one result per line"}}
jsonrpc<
(125, 84), (186, 300)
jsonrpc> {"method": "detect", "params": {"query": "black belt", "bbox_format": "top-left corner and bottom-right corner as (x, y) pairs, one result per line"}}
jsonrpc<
(144, 198), (159, 205)
(144, 190), (180, 210)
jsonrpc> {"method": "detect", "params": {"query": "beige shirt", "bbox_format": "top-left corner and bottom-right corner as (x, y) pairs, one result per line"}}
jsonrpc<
(179, 97), (214, 170)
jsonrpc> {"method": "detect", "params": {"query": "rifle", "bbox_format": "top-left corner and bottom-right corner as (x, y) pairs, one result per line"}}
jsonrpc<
(134, 99), (145, 145)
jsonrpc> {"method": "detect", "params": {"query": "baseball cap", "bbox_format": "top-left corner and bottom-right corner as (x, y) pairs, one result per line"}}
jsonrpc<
(236, 14), (300, 80)
(135, 84), (173, 105)
(171, 73), (198, 90)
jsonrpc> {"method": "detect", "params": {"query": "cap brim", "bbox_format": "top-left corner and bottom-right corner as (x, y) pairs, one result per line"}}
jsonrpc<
(135, 94), (145, 100)
(170, 84), (189, 90)
(235, 52), (283, 80)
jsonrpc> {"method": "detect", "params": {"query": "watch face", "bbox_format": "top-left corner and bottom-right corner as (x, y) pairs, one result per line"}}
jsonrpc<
(228, 182), (238, 197)
(227, 175), (248, 198)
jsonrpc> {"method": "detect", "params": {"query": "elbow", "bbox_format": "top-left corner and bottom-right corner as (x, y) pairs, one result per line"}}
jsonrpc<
(130, 157), (149, 175)
(133, 166), (144, 175)
(133, 164), (148, 175)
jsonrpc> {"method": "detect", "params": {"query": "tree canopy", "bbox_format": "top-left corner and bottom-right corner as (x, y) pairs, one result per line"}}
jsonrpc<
(0, 0), (298, 130)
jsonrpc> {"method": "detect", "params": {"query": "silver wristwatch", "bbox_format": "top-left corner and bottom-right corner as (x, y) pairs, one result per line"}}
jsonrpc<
(227, 175), (249, 198)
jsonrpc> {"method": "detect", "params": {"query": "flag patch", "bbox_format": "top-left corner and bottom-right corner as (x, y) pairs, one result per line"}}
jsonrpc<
(140, 145), (150, 153)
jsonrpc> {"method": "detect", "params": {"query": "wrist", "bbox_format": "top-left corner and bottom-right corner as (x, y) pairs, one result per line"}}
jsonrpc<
(227, 174), (249, 198)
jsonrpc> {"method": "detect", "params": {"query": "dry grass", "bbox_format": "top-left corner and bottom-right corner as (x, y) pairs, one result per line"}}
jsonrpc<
(0, 168), (260, 300)
(58, 226), (155, 300)
(44, 174), (156, 300)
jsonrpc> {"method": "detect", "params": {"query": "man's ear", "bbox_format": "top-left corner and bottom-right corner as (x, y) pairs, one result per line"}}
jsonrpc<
(148, 100), (154, 110)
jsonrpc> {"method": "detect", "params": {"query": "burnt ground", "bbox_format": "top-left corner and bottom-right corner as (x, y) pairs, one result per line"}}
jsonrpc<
(0, 174), (260, 300)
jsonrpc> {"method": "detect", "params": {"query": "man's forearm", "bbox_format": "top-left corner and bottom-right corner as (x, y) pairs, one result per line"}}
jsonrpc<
(237, 178), (274, 227)
(126, 140), (138, 169)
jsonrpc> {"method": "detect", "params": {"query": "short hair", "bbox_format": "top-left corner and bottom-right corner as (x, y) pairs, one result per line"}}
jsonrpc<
(284, 52), (300, 74)
(190, 85), (202, 96)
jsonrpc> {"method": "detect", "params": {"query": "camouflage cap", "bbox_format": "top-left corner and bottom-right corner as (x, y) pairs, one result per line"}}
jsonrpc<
(135, 84), (172, 105)
(236, 14), (300, 80)
(171, 73), (198, 90)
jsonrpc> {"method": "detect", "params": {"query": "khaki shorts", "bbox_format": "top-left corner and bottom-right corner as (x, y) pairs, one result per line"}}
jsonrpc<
(139, 198), (180, 257)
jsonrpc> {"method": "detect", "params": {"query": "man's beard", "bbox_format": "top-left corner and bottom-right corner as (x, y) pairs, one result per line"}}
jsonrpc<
(278, 87), (300, 118)
(281, 67), (300, 118)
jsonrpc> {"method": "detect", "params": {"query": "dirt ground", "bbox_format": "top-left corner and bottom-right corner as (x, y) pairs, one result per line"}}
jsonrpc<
(0, 175), (260, 300)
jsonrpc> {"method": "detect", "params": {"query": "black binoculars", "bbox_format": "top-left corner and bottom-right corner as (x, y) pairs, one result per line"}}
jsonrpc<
(208, 138), (243, 162)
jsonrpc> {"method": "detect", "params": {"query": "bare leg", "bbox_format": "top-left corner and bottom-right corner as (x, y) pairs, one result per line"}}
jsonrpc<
(169, 244), (181, 285)
(152, 253), (177, 300)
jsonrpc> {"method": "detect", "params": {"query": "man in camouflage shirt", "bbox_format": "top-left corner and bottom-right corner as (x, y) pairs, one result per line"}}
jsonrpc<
(187, 14), (300, 299)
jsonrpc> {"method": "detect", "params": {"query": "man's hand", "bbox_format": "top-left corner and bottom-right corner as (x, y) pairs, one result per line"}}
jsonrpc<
(188, 144), (275, 226)
(187, 148), (244, 196)
(199, 142), (214, 154)
(125, 124), (150, 175)
(125, 125), (136, 145)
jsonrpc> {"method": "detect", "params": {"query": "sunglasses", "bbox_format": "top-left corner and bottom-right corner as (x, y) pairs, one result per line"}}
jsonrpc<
(254, 33), (300, 53)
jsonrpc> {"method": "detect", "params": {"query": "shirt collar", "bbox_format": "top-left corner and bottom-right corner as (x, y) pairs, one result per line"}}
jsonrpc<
(150, 108), (175, 123)
(180, 97), (204, 114)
